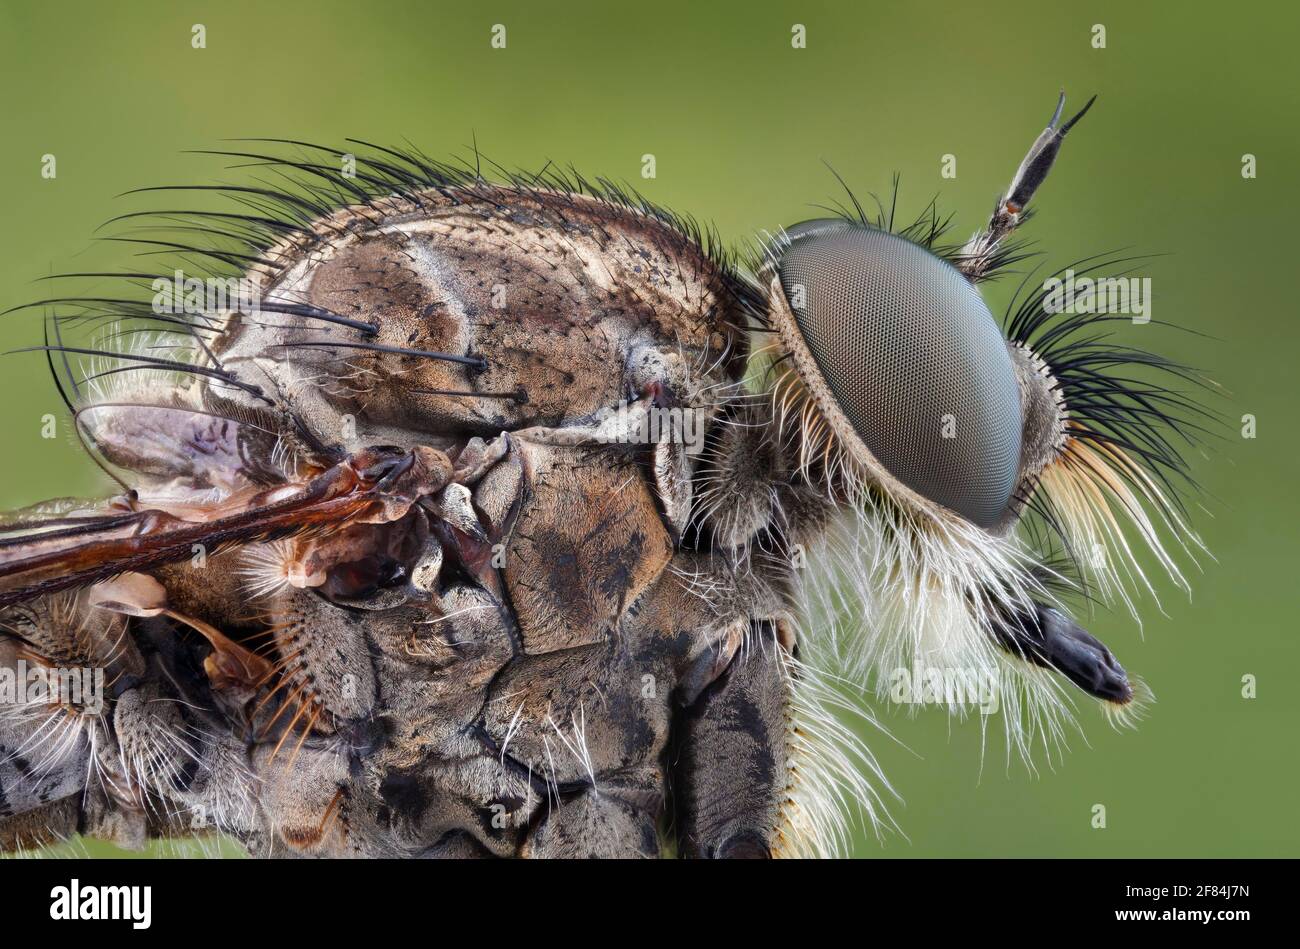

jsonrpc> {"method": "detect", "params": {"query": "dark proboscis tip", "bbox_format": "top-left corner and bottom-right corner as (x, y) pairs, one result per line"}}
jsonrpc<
(994, 601), (1133, 704)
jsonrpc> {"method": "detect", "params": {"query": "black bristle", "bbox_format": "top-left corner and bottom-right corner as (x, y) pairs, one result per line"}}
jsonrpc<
(1004, 253), (1220, 534)
(5, 141), (777, 445)
(266, 339), (487, 371)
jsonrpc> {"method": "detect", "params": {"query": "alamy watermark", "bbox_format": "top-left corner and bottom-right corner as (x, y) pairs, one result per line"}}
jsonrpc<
(887, 661), (1000, 714)
(50, 879), (151, 929)
(0, 660), (105, 715)
(609, 401), (707, 454)
(1043, 269), (1151, 323)
(152, 269), (263, 316)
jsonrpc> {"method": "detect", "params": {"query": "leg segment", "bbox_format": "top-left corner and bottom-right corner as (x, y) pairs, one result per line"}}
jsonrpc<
(672, 625), (789, 859)
(522, 781), (663, 859)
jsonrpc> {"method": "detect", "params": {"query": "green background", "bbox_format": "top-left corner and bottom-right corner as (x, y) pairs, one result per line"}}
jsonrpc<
(0, 0), (1294, 858)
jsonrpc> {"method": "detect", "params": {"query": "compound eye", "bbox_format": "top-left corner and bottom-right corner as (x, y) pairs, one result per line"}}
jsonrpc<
(775, 222), (1022, 528)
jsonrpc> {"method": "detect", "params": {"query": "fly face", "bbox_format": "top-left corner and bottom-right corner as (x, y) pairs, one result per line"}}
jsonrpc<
(754, 93), (1205, 726)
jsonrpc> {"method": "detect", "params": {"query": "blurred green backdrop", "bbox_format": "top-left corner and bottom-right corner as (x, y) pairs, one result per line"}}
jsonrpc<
(0, 0), (1294, 858)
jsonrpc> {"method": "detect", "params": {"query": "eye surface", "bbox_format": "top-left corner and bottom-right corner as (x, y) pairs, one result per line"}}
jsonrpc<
(776, 222), (1022, 527)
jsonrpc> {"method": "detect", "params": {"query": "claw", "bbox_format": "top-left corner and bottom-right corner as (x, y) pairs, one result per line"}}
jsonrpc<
(357, 450), (414, 487)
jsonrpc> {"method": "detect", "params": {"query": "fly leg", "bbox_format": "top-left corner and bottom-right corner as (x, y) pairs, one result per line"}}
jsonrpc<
(0, 598), (151, 852)
(671, 621), (790, 859)
(958, 90), (1096, 280)
(0, 798), (79, 852)
(521, 776), (663, 859)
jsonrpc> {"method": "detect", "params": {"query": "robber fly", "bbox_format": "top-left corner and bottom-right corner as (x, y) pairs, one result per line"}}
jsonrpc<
(0, 93), (1206, 857)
